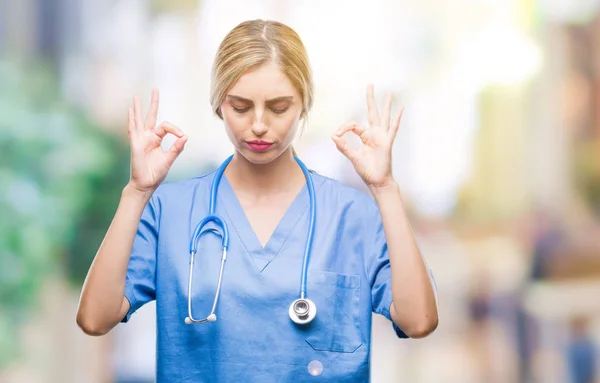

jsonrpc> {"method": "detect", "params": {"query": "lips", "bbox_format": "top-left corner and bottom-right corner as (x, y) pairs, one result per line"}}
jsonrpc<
(246, 140), (273, 152)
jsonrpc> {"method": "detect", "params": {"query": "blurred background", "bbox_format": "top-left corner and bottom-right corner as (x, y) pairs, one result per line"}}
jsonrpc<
(1, 0), (600, 382)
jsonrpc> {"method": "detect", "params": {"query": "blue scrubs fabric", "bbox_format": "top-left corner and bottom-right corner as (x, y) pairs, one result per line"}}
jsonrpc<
(122, 170), (411, 382)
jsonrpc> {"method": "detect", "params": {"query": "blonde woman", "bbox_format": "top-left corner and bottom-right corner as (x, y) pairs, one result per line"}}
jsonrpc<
(77, 19), (438, 382)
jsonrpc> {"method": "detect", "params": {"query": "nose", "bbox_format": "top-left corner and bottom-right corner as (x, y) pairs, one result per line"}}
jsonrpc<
(251, 111), (268, 136)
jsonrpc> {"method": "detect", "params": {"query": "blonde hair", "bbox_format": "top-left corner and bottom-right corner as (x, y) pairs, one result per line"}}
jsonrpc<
(210, 19), (314, 155)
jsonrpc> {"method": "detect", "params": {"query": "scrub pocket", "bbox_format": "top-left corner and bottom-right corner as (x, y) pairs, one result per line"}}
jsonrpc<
(304, 270), (362, 353)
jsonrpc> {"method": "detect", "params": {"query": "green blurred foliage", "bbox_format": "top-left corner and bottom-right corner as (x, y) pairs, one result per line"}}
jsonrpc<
(0, 57), (129, 367)
(574, 141), (600, 215)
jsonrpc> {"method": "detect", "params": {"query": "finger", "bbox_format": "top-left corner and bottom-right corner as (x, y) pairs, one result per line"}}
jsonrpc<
(335, 122), (371, 145)
(381, 91), (392, 130)
(165, 135), (188, 163)
(145, 88), (159, 130)
(388, 107), (404, 139)
(331, 135), (359, 164)
(366, 84), (379, 128)
(335, 121), (369, 144)
(127, 107), (136, 137)
(155, 121), (185, 139)
(133, 96), (144, 132)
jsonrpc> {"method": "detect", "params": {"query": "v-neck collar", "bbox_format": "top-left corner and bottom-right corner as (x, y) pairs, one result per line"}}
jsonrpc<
(217, 171), (325, 273)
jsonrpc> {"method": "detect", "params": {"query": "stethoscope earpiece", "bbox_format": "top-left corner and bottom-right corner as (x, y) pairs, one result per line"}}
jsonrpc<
(184, 313), (218, 325)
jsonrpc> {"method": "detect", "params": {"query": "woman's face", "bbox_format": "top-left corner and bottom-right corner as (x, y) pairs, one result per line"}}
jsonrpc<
(220, 61), (303, 165)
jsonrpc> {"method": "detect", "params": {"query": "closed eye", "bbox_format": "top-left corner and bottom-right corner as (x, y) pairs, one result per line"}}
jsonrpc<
(271, 107), (289, 114)
(233, 106), (250, 113)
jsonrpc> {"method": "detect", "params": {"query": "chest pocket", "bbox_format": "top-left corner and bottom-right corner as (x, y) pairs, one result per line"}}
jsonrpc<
(303, 270), (362, 353)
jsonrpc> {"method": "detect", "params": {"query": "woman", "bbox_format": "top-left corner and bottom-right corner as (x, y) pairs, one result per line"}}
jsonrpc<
(77, 19), (438, 382)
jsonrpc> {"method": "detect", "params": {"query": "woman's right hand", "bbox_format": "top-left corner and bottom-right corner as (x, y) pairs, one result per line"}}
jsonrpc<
(127, 89), (188, 193)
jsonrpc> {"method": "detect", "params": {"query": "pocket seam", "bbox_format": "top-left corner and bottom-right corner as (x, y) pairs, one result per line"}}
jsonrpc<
(305, 337), (362, 353)
(307, 270), (361, 289)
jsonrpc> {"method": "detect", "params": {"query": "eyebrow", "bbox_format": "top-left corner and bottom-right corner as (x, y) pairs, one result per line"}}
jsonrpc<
(226, 95), (294, 104)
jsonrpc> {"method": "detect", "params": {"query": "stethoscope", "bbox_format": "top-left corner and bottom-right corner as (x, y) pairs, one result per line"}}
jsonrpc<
(184, 154), (317, 326)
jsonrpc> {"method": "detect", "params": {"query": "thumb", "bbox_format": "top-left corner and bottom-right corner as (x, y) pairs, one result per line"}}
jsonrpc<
(332, 135), (358, 163)
(165, 135), (188, 163)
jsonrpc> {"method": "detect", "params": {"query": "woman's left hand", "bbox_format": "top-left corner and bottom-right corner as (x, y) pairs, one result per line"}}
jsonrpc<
(332, 84), (403, 189)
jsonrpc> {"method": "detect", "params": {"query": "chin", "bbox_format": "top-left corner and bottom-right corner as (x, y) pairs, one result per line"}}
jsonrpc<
(239, 148), (281, 165)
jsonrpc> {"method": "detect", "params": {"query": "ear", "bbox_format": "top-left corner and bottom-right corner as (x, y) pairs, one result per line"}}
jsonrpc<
(216, 107), (224, 120)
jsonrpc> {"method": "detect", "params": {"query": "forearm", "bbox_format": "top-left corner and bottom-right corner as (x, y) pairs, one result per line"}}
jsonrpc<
(76, 184), (153, 335)
(370, 181), (438, 338)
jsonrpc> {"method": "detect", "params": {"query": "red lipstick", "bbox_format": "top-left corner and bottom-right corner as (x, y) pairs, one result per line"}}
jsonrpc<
(246, 140), (273, 152)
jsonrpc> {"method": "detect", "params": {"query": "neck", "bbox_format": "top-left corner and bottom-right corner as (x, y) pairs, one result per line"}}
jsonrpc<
(224, 148), (304, 195)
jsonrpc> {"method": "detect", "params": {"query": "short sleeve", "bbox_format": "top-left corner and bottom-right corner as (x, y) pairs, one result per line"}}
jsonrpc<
(121, 196), (159, 323)
(366, 204), (437, 339)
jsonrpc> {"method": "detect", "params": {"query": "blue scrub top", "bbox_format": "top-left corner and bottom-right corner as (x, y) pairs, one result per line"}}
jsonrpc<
(122, 167), (411, 382)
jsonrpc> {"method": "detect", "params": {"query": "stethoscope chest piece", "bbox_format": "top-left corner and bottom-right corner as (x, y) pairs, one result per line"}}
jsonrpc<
(289, 298), (317, 325)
